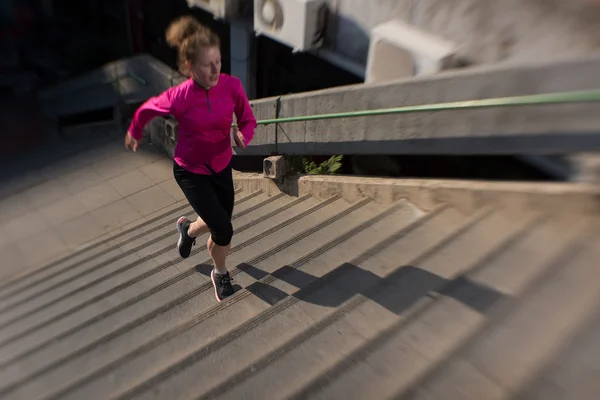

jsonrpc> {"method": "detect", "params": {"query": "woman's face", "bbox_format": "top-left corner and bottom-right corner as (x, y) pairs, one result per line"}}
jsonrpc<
(189, 46), (222, 89)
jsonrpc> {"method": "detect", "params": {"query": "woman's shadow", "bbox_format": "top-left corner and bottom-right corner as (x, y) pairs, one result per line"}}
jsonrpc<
(194, 261), (506, 316)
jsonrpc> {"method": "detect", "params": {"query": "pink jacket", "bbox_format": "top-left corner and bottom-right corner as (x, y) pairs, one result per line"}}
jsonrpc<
(128, 74), (257, 175)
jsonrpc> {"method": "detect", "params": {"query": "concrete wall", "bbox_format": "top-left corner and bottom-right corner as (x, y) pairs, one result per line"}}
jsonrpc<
(246, 53), (600, 156)
(327, 0), (600, 68)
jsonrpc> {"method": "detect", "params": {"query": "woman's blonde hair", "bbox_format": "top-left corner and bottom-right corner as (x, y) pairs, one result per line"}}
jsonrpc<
(165, 15), (220, 75)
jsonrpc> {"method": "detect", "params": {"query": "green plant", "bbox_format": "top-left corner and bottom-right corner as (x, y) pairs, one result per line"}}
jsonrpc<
(302, 155), (343, 175)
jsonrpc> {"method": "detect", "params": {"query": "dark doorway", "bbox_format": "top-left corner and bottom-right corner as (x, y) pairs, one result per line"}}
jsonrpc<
(255, 36), (363, 98)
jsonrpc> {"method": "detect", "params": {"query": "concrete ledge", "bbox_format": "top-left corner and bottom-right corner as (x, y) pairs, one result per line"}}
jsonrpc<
(233, 172), (600, 214)
(247, 53), (600, 155)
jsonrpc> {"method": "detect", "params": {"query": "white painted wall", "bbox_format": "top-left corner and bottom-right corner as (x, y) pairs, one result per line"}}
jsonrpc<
(326, 0), (600, 67)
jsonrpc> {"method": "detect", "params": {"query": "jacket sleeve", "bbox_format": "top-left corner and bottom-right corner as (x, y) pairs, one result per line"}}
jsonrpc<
(128, 86), (182, 141)
(233, 79), (257, 146)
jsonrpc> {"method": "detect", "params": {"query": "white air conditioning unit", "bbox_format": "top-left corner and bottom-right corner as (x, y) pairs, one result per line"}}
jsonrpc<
(186, 0), (247, 20)
(254, 0), (328, 52)
(365, 19), (458, 84)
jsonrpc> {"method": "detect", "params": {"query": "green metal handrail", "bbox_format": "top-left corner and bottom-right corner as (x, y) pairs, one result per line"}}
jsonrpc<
(249, 88), (600, 126)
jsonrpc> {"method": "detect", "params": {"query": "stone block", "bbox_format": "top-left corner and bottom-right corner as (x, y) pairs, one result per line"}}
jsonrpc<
(263, 156), (287, 181)
(570, 153), (600, 184)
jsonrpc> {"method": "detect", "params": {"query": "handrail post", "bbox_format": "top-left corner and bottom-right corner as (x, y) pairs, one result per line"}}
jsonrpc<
(274, 97), (282, 155)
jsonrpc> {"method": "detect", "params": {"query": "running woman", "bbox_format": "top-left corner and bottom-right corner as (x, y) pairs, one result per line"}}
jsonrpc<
(124, 15), (257, 302)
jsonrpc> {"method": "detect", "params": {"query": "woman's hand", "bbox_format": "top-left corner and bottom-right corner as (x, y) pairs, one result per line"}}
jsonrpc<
(232, 126), (246, 150)
(124, 131), (139, 152)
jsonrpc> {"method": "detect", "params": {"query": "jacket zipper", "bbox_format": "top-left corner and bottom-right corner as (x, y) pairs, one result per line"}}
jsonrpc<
(204, 88), (214, 173)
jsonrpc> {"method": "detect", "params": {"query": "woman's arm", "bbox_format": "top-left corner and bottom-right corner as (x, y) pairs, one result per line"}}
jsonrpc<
(128, 86), (182, 141)
(233, 79), (257, 147)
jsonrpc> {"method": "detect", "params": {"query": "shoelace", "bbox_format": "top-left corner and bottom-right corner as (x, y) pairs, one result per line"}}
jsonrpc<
(218, 273), (233, 287)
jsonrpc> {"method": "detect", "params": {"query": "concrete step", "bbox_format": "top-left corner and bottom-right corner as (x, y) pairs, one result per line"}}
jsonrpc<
(0, 194), (392, 398)
(400, 230), (600, 400)
(0, 190), (261, 318)
(0, 191), (330, 390)
(1, 132), (598, 399)
(98, 204), (464, 400)
(0, 187), (247, 299)
(181, 207), (536, 400)
(513, 304), (600, 400)
(39, 199), (425, 400)
(0, 191), (282, 355)
(293, 213), (591, 400)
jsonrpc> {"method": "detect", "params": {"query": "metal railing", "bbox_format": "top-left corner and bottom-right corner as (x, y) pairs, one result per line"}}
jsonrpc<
(253, 88), (600, 126)
(231, 88), (600, 167)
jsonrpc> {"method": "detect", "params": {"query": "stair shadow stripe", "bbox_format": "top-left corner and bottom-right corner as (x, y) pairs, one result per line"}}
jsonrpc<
(508, 300), (600, 400)
(0, 188), (245, 295)
(198, 207), (511, 399)
(42, 199), (416, 400)
(113, 203), (487, 400)
(393, 226), (599, 400)
(284, 214), (559, 400)
(0, 192), (275, 327)
(103, 199), (415, 399)
(0, 195), (310, 353)
(0, 195), (344, 395)
(0, 189), (253, 303)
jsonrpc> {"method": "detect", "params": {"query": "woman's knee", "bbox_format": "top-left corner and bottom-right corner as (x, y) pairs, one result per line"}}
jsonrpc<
(210, 220), (233, 247)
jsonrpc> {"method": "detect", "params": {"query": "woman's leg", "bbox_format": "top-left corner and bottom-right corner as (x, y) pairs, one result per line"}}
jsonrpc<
(204, 164), (236, 301)
(208, 163), (236, 275)
(188, 217), (209, 237)
(173, 163), (207, 258)
(207, 237), (230, 274)
(173, 163), (218, 258)
(173, 162), (235, 301)
(206, 217), (234, 301)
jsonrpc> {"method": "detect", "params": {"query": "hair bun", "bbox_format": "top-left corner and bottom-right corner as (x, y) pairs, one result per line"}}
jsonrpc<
(166, 15), (202, 49)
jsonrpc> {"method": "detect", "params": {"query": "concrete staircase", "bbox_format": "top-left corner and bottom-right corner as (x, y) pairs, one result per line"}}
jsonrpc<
(0, 133), (599, 399)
